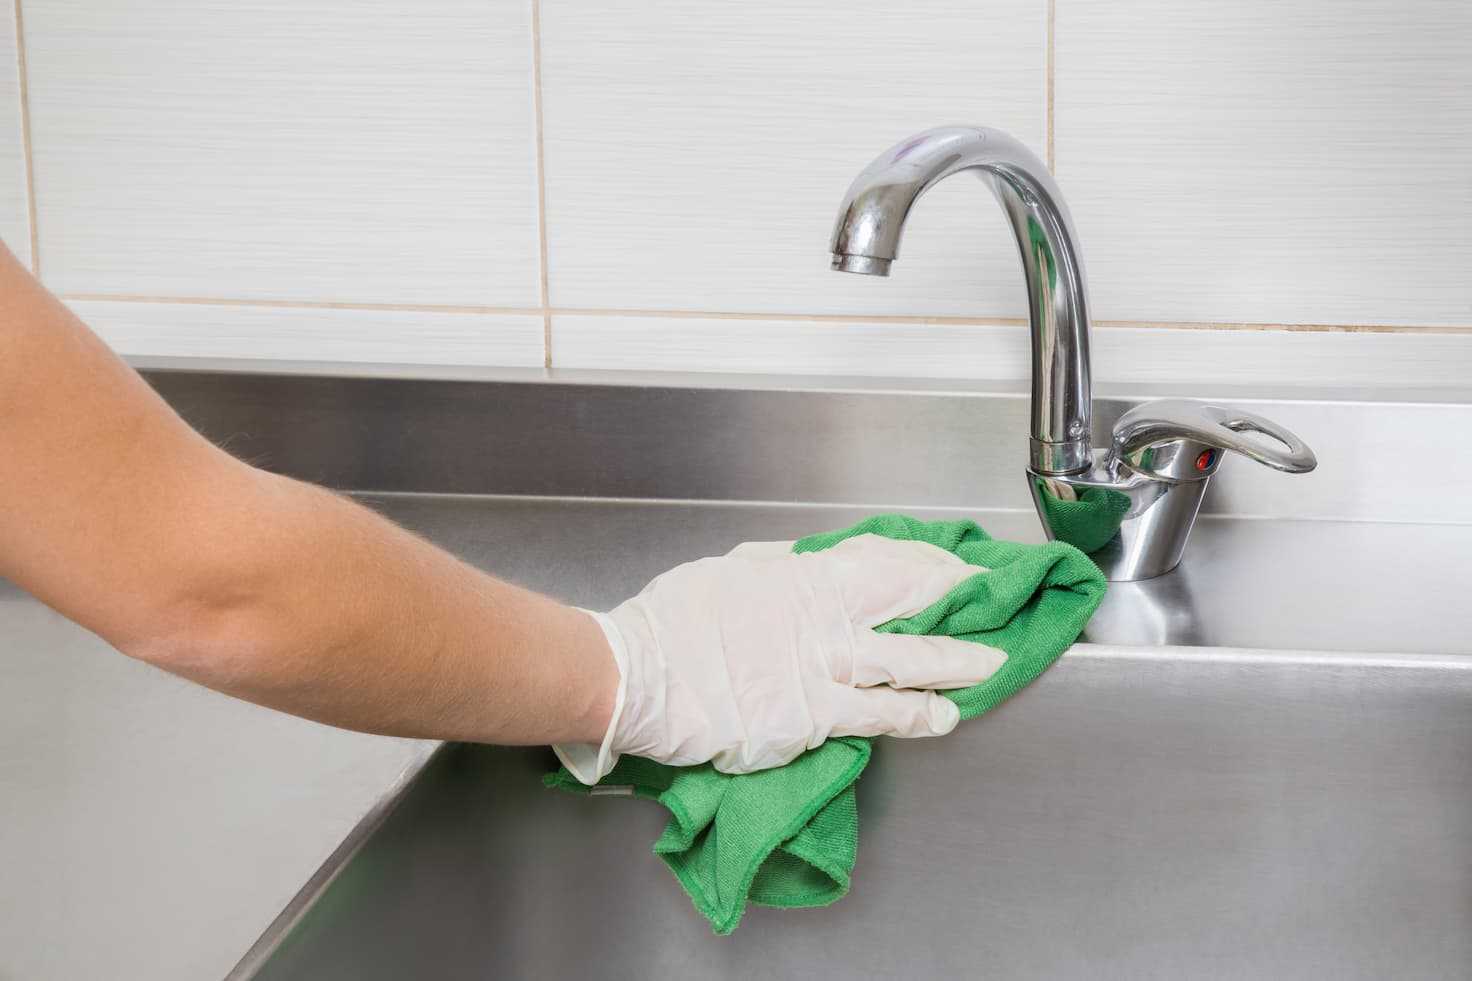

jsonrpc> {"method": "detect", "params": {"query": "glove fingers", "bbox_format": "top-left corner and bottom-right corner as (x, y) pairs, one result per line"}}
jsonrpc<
(822, 534), (983, 628)
(850, 630), (1007, 690)
(820, 683), (961, 740)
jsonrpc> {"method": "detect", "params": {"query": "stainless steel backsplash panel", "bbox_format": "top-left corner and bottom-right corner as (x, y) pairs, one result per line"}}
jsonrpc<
(143, 366), (1472, 524)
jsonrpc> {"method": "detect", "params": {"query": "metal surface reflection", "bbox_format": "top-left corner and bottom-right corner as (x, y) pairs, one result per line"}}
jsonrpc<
(1083, 557), (1207, 647)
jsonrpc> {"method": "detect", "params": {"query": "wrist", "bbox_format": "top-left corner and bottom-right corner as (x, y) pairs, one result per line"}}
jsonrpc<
(552, 608), (628, 785)
(567, 606), (621, 744)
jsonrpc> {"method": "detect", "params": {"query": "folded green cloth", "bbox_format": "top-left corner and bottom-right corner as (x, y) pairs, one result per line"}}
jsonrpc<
(544, 515), (1106, 934)
(1034, 484), (1132, 555)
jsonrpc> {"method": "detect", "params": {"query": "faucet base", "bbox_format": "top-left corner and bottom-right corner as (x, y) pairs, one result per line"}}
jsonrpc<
(1028, 456), (1209, 581)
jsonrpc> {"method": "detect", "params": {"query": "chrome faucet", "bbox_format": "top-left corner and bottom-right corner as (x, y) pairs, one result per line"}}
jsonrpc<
(829, 126), (1316, 580)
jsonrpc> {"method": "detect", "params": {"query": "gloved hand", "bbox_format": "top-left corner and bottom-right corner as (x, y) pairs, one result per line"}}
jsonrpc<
(554, 533), (1007, 784)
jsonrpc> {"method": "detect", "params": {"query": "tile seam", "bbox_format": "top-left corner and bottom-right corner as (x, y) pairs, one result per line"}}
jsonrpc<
(529, 0), (552, 368)
(1045, 0), (1056, 170)
(12, 0), (38, 274)
(55, 293), (1472, 335)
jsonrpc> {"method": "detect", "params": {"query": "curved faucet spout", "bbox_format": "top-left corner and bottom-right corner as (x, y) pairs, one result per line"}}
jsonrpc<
(829, 126), (1092, 474)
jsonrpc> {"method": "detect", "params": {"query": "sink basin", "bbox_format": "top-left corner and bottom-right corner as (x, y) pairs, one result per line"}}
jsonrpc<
(229, 495), (1472, 981)
(242, 642), (1472, 980)
(118, 365), (1472, 980)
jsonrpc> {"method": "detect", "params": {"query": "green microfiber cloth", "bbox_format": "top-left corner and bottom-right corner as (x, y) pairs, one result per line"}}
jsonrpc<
(1035, 485), (1132, 555)
(544, 515), (1106, 934)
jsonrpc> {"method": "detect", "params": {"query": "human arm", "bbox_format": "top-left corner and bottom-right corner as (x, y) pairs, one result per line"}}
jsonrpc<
(0, 242), (615, 746)
(0, 242), (1001, 775)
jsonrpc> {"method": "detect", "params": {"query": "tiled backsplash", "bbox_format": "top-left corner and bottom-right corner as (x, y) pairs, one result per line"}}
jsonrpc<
(4, 1), (1469, 387)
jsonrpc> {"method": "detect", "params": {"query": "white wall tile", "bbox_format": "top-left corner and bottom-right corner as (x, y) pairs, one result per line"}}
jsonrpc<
(0, 8), (30, 269)
(72, 300), (545, 367)
(1056, 0), (1472, 327)
(539, 0), (1045, 318)
(26, 1), (541, 306)
(553, 314), (1472, 390)
(554, 315), (1027, 379)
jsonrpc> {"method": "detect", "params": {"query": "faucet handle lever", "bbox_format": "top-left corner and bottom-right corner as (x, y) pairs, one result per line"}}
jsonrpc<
(1111, 399), (1317, 480)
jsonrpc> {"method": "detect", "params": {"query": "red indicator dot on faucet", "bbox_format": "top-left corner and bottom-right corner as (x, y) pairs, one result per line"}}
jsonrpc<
(1196, 449), (1216, 472)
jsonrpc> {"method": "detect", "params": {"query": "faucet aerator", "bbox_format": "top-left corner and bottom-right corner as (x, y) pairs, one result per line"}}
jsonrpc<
(830, 253), (891, 276)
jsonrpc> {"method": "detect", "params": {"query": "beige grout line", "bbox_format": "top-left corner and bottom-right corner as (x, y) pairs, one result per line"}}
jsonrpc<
(59, 293), (544, 316)
(1045, 0), (1056, 171)
(550, 306), (1029, 327)
(54, 292), (1472, 335)
(1094, 319), (1472, 336)
(548, 307), (1472, 335)
(529, 0), (552, 369)
(12, 0), (38, 275)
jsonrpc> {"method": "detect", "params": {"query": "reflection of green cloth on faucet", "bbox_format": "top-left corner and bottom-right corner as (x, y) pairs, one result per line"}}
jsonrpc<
(545, 515), (1105, 934)
(1037, 486), (1131, 555)
(1027, 216), (1057, 289)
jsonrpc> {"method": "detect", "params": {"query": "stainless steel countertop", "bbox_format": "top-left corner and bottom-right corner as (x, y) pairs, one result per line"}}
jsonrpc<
(366, 493), (1469, 657)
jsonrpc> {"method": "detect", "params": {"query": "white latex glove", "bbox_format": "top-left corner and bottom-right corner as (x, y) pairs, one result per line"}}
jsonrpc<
(554, 533), (1008, 785)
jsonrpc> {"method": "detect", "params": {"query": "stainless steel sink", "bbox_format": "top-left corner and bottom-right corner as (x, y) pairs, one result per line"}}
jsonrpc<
(241, 649), (1472, 980)
(129, 364), (1472, 980)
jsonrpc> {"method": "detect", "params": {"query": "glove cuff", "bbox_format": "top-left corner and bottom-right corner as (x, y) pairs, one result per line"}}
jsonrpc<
(551, 608), (628, 785)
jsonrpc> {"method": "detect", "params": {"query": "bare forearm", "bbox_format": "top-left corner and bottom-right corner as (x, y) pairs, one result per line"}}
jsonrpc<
(146, 467), (618, 745)
(0, 244), (615, 746)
